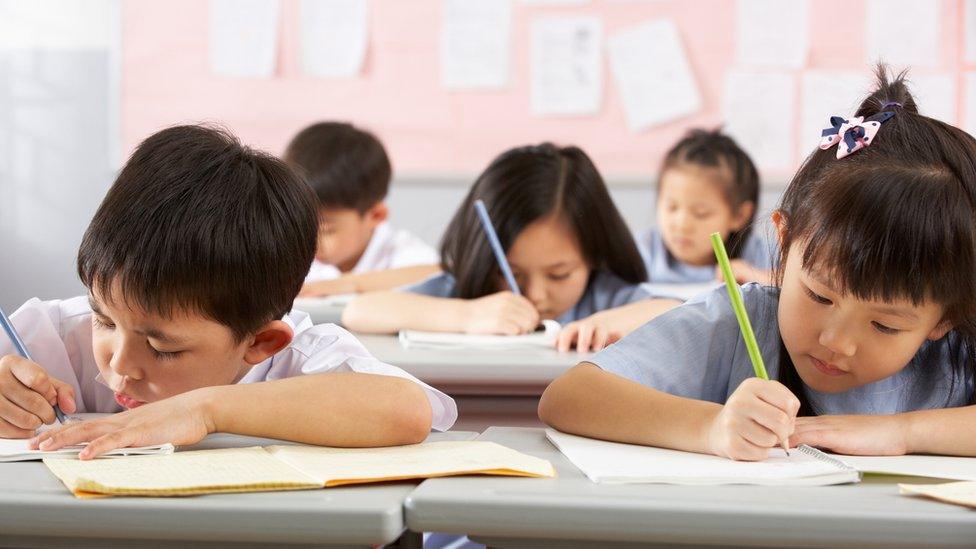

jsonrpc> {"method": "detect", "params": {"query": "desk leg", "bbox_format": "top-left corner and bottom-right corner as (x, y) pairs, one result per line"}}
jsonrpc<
(384, 530), (422, 549)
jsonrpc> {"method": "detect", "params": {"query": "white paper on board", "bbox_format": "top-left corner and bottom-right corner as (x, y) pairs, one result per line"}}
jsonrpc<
(530, 16), (603, 116)
(607, 19), (701, 131)
(724, 70), (796, 171)
(866, 0), (940, 68)
(441, 0), (511, 90)
(735, 0), (808, 68)
(210, 0), (280, 77)
(299, 0), (368, 78)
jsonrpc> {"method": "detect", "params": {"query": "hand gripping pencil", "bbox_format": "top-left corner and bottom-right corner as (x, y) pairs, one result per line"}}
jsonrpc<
(0, 305), (67, 424)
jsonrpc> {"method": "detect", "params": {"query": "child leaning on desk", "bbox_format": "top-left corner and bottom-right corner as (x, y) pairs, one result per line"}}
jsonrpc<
(0, 124), (457, 459)
(342, 143), (682, 353)
(285, 122), (441, 297)
(539, 66), (976, 460)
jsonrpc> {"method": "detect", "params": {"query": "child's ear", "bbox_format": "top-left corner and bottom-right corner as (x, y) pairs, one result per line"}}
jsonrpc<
(731, 201), (755, 231)
(364, 202), (389, 228)
(243, 320), (294, 365)
(927, 320), (953, 341)
(770, 210), (788, 247)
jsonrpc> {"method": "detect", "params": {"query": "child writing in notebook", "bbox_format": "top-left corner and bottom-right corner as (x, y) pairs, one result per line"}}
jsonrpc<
(539, 68), (976, 460)
(284, 122), (440, 297)
(0, 125), (456, 458)
(637, 129), (775, 287)
(343, 143), (680, 353)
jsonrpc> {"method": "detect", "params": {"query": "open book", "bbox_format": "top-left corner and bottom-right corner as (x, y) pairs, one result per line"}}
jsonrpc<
(0, 414), (174, 462)
(399, 319), (561, 350)
(831, 453), (976, 481)
(546, 429), (860, 486)
(900, 481), (976, 509)
(44, 440), (556, 498)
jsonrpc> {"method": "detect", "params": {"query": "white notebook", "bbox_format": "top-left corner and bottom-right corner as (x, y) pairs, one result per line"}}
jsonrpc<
(832, 454), (976, 481)
(0, 414), (174, 462)
(546, 429), (860, 486)
(399, 319), (561, 350)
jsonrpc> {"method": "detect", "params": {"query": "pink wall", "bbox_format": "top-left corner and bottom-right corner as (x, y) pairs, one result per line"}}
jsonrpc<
(121, 0), (966, 181)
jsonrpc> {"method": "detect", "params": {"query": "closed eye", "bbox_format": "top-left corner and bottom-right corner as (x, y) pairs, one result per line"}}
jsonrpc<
(149, 346), (183, 360)
(804, 286), (832, 305)
(92, 315), (115, 330)
(872, 321), (901, 335)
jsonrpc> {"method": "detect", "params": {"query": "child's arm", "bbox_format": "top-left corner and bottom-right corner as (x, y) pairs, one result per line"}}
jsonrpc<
(719, 259), (774, 285)
(299, 264), (441, 297)
(556, 298), (681, 352)
(342, 290), (539, 335)
(32, 371), (433, 459)
(791, 405), (976, 457)
(539, 362), (799, 461)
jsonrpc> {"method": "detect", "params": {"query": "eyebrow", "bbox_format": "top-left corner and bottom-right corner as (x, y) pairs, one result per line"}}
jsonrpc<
(88, 296), (188, 345)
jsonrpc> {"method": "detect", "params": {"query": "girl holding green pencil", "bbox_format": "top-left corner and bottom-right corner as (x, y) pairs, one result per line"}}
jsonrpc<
(540, 66), (976, 461)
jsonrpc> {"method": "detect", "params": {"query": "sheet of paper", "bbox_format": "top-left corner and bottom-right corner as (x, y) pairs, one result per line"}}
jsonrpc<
(866, 0), (940, 68)
(799, 70), (873, 157)
(836, 454), (976, 481)
(440, 0), (511, 90)
(45, 447), (318, 497)
(607, 19), (701, 131)
(967, 0), (976, 63)
(399, 319), (561, 350)
(900, 481), (976, 509)
(530, 16), (603, 116)
(0, 414), (172, 462)
(299, 0), (368, 78)
(723, 70), (796, 171)
(210, 0), (280, 77)
(547, 429), (859, 486)
(269, 441), (555, 486)
(735, 0), (808, 68)
(909, 73), (957, 125)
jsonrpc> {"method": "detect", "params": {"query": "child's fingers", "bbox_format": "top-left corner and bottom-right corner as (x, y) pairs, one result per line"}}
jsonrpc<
(38, 419), (111, 451)
(724, 435), (770, 461)
(556, 324), (579, 353)
(0, 417), (36, 439)
(8, 359), (57, 404)
(3, 385), (55, 425)
(754, 380), (801, 418)
(53, 380), (77, 415)
(736, 416), (780, 448)
(0, 393), (45, 430)
(79, 430), (133, 460)
(748, 403), (794, 446)
(589, 327), (609, 352)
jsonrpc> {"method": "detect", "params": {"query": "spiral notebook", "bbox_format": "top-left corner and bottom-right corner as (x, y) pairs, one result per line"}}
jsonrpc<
(546, 429), (861, 486)
(399, 319), (561, 350)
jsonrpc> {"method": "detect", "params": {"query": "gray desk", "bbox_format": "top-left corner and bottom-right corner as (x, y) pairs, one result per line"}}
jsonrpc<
(405, 427), (976, 548)
(357, 335), (588, 430)
(0, 430), (474, 548)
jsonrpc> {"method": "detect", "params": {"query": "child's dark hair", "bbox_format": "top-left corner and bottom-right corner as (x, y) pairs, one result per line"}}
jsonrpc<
(776, 65), (976, 409)
(659, 128), (760, 258)
(78, 124), (318, 341)
(283, 122), (391, 213)
(440, 143), (647, 298)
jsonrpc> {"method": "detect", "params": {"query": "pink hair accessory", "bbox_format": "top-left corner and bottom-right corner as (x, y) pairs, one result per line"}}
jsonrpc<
(819, 111), (895, 159)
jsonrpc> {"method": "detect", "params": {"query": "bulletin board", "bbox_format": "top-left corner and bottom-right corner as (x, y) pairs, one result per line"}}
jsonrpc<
(120, 0), (969, 184)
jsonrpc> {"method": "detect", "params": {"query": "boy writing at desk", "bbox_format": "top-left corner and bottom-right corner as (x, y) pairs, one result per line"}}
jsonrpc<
(0, 125), (456, 458)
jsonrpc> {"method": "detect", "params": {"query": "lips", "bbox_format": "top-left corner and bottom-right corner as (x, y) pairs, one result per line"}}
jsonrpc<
(114, 392), (146, 409)
(810, 356), (847, 377)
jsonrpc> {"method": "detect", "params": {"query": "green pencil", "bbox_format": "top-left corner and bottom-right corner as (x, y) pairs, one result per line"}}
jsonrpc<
(710, 232), (789, 455)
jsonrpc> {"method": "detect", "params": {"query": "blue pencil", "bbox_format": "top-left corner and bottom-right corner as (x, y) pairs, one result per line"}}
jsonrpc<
(474, 199), (521, 295)
(0, 305), (66, 424)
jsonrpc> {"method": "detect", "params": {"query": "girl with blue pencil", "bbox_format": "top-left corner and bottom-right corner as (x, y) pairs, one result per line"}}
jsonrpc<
(343, 143), (681, 352)
(540, 67), (976, 460)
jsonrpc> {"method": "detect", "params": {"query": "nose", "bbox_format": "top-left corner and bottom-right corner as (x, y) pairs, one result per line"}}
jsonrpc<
(523, 276), (548, 307)
(818, 321), (857, 358)
(109, 340), (144, 380)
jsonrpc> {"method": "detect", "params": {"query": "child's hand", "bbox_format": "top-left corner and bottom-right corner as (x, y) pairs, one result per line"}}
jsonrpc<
(716, 259), (773, 285)
(706, 378), (800, 461)
(790, 414), (909, 456)
(556, 316), (621, 353)
(299, 278), (355, 297)
(0, 355), (76, 438)
(462, 291), (540, 335)
(29, 389), (215, 459)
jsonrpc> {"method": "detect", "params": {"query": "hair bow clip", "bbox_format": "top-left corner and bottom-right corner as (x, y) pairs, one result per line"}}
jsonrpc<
(819, 111), (895, 159)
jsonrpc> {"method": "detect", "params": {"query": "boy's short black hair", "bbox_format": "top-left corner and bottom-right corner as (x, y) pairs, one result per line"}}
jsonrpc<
(77, 124), (318, 341)
(283, 122), (392, 213)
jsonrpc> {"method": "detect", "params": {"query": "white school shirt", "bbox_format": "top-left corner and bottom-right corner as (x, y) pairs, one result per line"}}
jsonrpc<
(305, 222), (439, 282)
(591, 284), (974, 415)
(3, 296), (457, 431)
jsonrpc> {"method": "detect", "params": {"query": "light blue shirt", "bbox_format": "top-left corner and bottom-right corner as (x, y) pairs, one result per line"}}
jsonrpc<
(635, 227), (778, 284)
(404, 270), (652, 324)
(590, 284), (973, 415)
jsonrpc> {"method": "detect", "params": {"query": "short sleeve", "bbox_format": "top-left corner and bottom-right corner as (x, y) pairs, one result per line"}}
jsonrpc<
(589, 284), (780, 404)
(401, 272), (458, 298)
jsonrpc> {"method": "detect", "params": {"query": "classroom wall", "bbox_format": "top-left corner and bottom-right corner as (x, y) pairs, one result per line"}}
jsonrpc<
(0, 0), (970, 310)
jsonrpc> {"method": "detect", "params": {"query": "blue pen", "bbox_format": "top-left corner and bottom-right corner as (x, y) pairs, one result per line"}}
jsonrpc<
(474, 199), (521, 295)
(0, 305), (66, 424)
